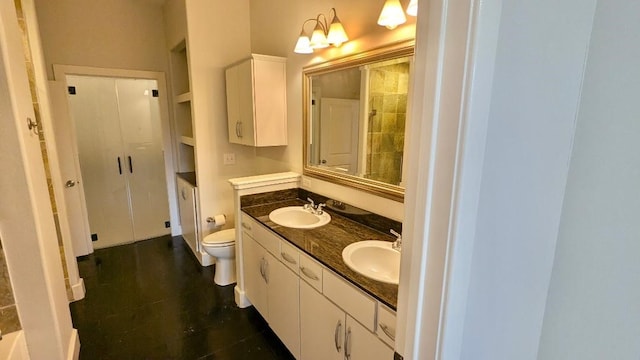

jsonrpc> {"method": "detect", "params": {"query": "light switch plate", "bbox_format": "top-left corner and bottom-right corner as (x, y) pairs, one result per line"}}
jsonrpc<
(223, 153), (236, 165)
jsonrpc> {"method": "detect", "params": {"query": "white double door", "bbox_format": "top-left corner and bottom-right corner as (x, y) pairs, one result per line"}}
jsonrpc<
(66, 75), (170, 248)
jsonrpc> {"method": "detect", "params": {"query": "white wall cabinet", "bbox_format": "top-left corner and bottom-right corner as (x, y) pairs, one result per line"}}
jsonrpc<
(225, 54), (287, 147)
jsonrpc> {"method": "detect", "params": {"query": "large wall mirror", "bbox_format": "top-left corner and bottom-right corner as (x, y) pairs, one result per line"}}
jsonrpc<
(303, 40), (414, 202)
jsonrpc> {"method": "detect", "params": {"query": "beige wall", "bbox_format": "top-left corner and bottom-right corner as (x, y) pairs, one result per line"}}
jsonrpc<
(34, 0), (169, 79)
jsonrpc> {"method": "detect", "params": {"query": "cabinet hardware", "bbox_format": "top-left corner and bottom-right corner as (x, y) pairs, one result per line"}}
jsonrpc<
(65, 180), (77, 188)
(263, 258), (269, 284)
(300, 266), (319, 281)
(27, 117), (39, 135)
(181, 188), (187, 200)
(117, 157), (122, 174)
(259, 257), (265, 279)
(345, 327), (352, 359)
(281, 252), (297, 264)
(380, 323), (396, 341)
(241, 222), (251, 231)
(334, 320), (342, 352)
(235, 121), (243, 138)
(128, 156), (133, 173)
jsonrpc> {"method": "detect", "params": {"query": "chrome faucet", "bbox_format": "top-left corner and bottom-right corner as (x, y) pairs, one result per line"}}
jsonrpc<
(304, 197), (326, 215)
(390, 229), (402, 251)
(304, 197), (315, 211)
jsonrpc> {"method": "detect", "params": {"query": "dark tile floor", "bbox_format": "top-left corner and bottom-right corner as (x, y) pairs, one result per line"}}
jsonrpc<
(70, 235), (295, 360)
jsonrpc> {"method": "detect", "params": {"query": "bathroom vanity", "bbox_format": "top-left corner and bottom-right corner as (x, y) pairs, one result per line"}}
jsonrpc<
(231, 180), (400, 360)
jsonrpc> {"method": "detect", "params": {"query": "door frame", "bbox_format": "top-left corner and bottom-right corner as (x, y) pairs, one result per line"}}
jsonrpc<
(52, 65), (181, 245)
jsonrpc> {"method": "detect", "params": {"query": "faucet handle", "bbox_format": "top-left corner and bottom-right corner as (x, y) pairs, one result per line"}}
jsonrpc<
(390, 229), (402, 240)
(305, 197), (315, 210)
(316, 203), (326, 214)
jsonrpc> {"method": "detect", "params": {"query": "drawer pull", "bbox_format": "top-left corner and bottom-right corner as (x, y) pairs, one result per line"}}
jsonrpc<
(300, 266), (319, 281)
(241, 222), (251, 231)
(379, 323), (396, 341)
(334, 320), (342, 352)
(281, 252), (297, 264)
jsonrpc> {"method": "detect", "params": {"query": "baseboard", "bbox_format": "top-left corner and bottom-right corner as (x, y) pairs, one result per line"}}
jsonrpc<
(68, 329), (80, 360)
(71, 278), (85, 301)
(234, 286), (251, 308)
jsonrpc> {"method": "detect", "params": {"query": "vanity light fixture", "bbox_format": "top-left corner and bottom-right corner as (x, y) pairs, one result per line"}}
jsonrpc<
(377, 0), (407, 29)
(294, 8), (349, 54)
(406, 0), (418, 16)
(377, 0), (418, 29)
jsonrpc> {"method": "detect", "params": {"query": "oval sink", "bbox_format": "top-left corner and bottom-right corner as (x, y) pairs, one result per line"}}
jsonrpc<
(342, 241), (400, 284)
(268, 206), (331, 229)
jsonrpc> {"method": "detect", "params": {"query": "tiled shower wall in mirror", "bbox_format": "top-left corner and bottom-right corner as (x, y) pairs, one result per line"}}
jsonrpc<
(0, 237), (21, 334)
(367, 60), (410, 185)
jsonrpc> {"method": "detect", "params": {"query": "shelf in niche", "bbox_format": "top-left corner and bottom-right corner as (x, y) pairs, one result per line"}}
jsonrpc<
(175, 92), (192, 103)
(181, 136), (195, 146)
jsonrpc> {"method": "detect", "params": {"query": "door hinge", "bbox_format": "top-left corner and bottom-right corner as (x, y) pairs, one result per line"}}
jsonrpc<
(152, 89), (159, 97)
(164, 221), (170, 228)
(68, 86), (76, 95)
(91, 233), (98, 241)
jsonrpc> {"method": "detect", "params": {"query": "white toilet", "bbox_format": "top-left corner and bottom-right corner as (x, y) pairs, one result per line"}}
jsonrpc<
(201, 228), (236, 286)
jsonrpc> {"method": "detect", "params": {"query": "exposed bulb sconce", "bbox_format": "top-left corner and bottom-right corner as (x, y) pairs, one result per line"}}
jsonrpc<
(294, 8), (349, 54)
(378, 0), (418, 29)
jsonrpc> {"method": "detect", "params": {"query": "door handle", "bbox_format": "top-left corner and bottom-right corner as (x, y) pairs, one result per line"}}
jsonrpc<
(128, 156), (133, 173)
(117, 157), (122, 174)
(334, 320), (342, 352)
(345, 327), (352, 359)
(321, 159), (327, 164)
(65, 180), (77, 188)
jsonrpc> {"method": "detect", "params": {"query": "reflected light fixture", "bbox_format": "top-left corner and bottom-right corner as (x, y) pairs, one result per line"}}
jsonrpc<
(294, 8), (349, 54)
(377, 0), (407, 29)
(406, 0), (418, 16)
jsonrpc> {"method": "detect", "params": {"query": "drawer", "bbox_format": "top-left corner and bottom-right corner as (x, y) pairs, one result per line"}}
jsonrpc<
(278, 240), (299, 274)
(298, 252), (323, 291)
(240, 213), (254, 238)
(243, 214), (279, 256)
(323, 269), (376, 331)
(376, 303), (396, 347)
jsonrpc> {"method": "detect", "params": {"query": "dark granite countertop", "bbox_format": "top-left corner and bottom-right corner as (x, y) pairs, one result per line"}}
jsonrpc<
(242, 198), (399, 310)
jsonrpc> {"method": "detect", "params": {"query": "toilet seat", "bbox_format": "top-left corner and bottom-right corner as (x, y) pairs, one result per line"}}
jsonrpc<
(202, 228), (236, 247)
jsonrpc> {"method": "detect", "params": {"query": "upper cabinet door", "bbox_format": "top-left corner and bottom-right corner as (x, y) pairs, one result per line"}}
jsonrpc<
(225, 54), (287, 147)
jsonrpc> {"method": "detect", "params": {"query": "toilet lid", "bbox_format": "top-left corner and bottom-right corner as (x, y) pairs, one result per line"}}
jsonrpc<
(203, 228), (236, 246)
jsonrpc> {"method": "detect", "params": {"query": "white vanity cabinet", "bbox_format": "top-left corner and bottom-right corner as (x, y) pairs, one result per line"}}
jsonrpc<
(241, 212), (394, 360)
(225, 54), (287, 147)
(241, 215), (300, 358)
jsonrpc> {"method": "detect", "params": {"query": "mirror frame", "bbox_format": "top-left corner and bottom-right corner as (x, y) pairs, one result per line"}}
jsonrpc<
(302, 40), (415, 202)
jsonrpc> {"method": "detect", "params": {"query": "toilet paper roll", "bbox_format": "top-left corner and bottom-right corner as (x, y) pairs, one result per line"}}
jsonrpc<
(212, 214), (226, 226)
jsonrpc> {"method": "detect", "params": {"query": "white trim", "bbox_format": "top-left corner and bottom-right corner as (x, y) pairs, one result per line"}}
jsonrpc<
(67, 329), (80, 360)
(397, 0), (481, 358)
(20, 0), (87, 294)
(51, 64), (182, 237)
(228, 172), (300, 190)
(70, 278), (85, 301)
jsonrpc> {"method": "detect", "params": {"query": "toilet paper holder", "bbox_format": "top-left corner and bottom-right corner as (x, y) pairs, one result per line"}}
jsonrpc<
(206, 214), (226, 225)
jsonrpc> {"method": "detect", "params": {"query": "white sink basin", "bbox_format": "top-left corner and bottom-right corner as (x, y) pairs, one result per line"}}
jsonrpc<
(342, 241), (400, 284)
(268, 206), (331, 229)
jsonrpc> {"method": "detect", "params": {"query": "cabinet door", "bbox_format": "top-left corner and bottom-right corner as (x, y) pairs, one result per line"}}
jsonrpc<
(177, 178), (197, 253)
(225, 60), (255, 146)
(345, 315), (394, 360)
(267, 253), (300, 358)
(300, 281), (344, 360)
(242, 235), (269, 320)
